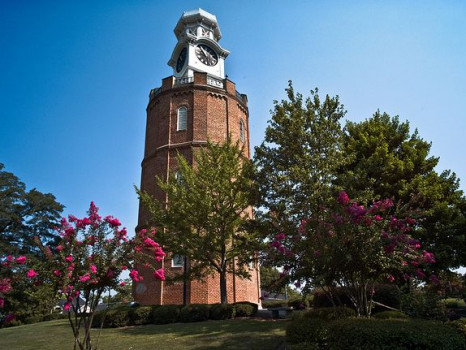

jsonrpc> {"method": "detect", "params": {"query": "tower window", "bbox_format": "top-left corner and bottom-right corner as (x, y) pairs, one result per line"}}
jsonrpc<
(239, 119), (245, 142)
(177, 106), (187, 131)
(172, 254), (184, 268)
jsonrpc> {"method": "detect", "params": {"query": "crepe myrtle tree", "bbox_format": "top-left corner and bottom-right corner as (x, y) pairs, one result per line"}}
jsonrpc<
(269, 191), (437, 317)
(1, 202), (165, 350)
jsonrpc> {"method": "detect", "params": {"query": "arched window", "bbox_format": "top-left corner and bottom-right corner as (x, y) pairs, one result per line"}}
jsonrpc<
(239, 119), (245, 142)
(177, 106), (187, 131)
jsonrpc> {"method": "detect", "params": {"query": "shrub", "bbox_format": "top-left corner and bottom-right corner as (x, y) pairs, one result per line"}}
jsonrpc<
(402, 291), (447, 321)
(312, 288), (352, 308)
(24, 315), (43, 324)
(327, 319), (466, 350)
(151, 305), (180, 324)
(445, 298), (459, 308)
(286, 317), (329, 346)
(287, 318), (466, 349)
(91, 311), (106, 328)
(209, 303), (235, 320)
(234, 302), (258, 317)
(103, 306), (131, 327)
(303, 307), (356, 320)
(179, 304), (210, 323)
(288, 297), (307, 310)
(447, 318), (466, 338)
(262, 300), (285, 309)
(372, 310), (408, 319)
(129, 306), (152, 325)
(371, 284), (403, 313)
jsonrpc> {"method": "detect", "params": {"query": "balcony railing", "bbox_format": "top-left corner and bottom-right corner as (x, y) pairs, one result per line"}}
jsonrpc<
(207, 75), (224, 88)
(174, 76), (194, 85)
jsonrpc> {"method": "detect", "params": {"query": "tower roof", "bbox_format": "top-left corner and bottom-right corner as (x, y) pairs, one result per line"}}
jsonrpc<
(174, 8), (222, 41)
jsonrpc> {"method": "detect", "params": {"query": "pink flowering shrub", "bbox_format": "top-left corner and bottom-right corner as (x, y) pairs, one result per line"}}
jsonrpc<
(269, 191), (436, 317)
(1, 202), (164, 350)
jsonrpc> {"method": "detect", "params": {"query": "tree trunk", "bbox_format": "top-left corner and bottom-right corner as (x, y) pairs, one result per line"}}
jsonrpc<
(220, 271), (228, 304)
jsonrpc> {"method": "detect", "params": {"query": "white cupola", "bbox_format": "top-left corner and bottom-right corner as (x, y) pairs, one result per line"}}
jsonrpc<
(167, 9), (230, 80)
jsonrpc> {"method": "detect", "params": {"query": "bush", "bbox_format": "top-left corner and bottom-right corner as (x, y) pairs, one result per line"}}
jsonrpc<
(234, 302), (258, 317)
(371, 284), (403, 313)
(327, 319), (466, 350)
(288, 297), (307, 310)
(103, 306), (131, 327)
(24, 315), (43, 324)
(402, 291), (447, 321)
(287, 318), (466, 349)
(129, 306), (152, 325)
(151, 305), (180, 324)
(372, 310), (408, 319)
(445, 298), (460, 308)
(179, 304), (210, 323)
(303, 307), (356, 320)
(262, 300), (285, 309)
(447, 318), (466, 338)
(286, 317), (329, 347)
(209, 303), (235, 320)
(91, 311), (106, 328)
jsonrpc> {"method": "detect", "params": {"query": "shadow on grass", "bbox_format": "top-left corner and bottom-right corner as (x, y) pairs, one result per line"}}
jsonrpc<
(118, 319), (288, 350)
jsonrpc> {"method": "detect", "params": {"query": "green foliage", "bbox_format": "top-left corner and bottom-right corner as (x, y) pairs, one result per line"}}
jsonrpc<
(286, 317), (329, 348)
(287, 296), (307, 310)
(340, 112), (466, 270)
(234, 302), (258, 317)
(303, 307), (356, 321)
(328, 318), (466, 349)
(262, 301), (286, 309)
(287, 317), (466, 349)
(401, 291), (447, 321)
(103, 306), (131, 328)
(445, 299), (459, 308)
(0, 163), (64, 256)
(138, 139), (260, 304)
(151, 305), (180, 324)
(372, 310), (408, 319)
(179, 304), (210, 322)
(209, 303), (235, 320)
(129, 306), (152, 325)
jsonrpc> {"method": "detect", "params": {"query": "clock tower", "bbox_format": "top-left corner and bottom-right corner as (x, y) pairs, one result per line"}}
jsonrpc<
(134, 9), (261, 306)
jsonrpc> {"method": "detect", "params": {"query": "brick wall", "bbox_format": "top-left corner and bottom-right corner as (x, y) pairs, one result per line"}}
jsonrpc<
(135, 72), (260, 306)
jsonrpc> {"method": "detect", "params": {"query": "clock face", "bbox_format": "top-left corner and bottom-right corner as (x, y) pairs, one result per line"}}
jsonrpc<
(195, 44), (218, 66)
(176, 48), (187, 73)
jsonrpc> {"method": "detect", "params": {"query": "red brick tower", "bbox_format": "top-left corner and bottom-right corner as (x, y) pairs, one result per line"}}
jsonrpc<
(134, 9), (261, 306)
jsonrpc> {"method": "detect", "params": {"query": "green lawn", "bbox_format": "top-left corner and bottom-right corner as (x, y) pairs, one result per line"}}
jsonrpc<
(0, 318), (288, 350)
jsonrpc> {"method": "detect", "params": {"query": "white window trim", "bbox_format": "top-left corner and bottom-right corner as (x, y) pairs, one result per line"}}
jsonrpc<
(177, 106), (187, 131)
(172, 254), (184, 268)
(239, 119), (245, 142)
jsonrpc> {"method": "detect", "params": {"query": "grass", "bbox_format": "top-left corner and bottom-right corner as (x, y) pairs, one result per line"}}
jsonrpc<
(0, 318), (288, 350)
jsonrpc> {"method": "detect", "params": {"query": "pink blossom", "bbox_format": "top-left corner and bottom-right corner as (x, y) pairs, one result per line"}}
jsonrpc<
(337, 191), (349, 205)
(104, 215), (121, 227)
(415, 268), (426, 279)
(27, 269), (38, 278)
(430, 274), (440, 284)
(53, 269), (61, 277)
(15, 256), (26, 264)
(274, 233), (286, 240)
(63, 302), (71, 311)
(79, 274), (91, 283)
(4, 313), (15, 325)
(6, 255), (13, 262)
(121, 265), (128, 270)
(421, 251), (435, 264)
(119, 281), (125, 286)
(374, 215), (382, 221)
(65, 255), (73, 263)
(387, 275), (395, 283)
(154, 247), (166, 261)
(0, 297), (4, 308)
(129, 269), (141, 282)
(57, 245), (63, 252)
(153, 268), (165, 281)
(106, 269), (114, 278)
(90, 265), (97, 274)
(144, 237), (159, 248)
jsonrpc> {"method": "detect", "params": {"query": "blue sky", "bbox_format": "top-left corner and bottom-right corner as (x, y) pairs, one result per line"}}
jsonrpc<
(1, 1), (465, 235)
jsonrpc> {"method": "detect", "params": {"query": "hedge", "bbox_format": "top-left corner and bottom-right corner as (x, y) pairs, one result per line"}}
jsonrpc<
(287, 317), (466, 349)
